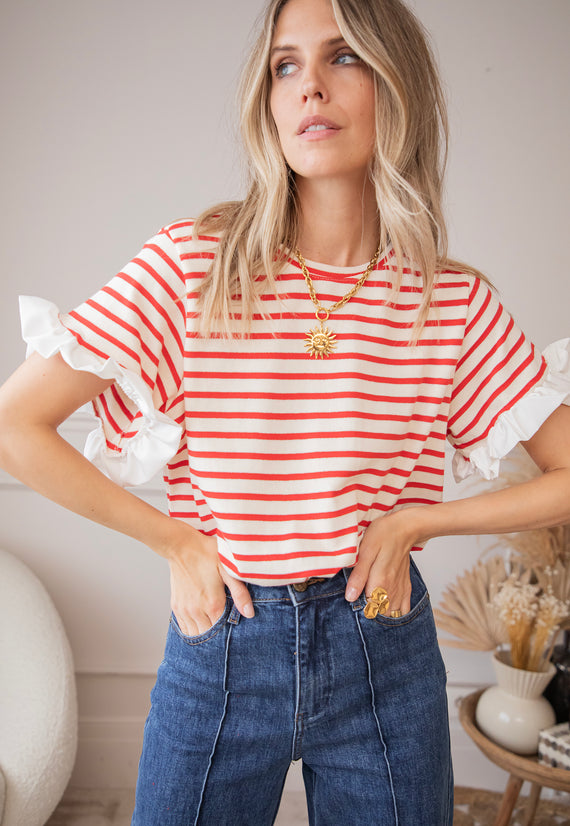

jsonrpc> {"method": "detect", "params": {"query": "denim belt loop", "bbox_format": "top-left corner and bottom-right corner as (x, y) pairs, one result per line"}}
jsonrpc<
(341, 568), (366, 612)
(228, 603), (241, 625)
(349, 593), (366, 612)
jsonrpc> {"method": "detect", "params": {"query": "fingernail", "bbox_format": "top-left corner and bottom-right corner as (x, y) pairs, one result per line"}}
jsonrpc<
(242, 604), (255, 619)
(345, 586), (358, 602)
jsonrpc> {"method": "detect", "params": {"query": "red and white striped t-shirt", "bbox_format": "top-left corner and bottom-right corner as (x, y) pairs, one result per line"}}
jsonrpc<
(56, 219), (552, 584)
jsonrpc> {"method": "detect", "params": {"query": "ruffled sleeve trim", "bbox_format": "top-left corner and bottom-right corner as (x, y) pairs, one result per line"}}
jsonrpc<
(19, 295), (183, 487)
(452, 338), (570, 482)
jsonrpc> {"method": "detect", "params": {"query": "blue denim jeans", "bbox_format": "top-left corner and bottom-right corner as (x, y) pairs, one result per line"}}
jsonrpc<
(132, 559), (453, 825)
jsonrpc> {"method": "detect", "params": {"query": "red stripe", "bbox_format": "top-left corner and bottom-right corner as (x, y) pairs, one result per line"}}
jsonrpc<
(187, 448), (424, 462)
(185, 429), (445, 443)
(168, 465), (413, 482)
(395, 496), (440, 506)
(109, 383), (132, 421)
(210, 503), (359, 523)
(268, 289), (469, 312)
(183, 349), (457, 367)
(166, 219), (196, 234)
(230, 546), (356, 562)
(184, 316), (465, 337)
(184, 409), (447, 424)
(184, 370), (452, 387)
(180, 251), (216, 263)
(219, 524), (355, 542)
(217, 554), (346, 580)
(169, 481), (385, 502)
(97, 393), (122, 436)
(155, 374), (168, 407)
(276, 271), (469, 293)
(184, 389), (451, 405)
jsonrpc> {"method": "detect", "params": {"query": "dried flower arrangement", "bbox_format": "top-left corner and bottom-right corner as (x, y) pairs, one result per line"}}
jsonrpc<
(434, 446), (570, 672)
(493, 581), (567, 671)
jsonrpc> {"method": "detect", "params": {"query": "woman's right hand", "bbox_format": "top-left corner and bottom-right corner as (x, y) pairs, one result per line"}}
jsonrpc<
(166, 525), (255, 636)
(0, 351), (256, 635)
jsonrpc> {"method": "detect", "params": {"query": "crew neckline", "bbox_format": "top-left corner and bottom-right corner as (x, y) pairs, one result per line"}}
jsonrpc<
(286, 243), (392, 279)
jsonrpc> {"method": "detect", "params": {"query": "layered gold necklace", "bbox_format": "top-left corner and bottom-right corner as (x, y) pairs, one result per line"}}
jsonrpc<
(296, 245), (381, 359)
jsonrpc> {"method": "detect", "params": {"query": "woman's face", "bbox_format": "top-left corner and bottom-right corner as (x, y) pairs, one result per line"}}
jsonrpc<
(269, 0), (376, 185)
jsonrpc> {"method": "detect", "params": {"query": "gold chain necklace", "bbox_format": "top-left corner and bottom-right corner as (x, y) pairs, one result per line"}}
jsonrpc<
(296, 245), (381, 358)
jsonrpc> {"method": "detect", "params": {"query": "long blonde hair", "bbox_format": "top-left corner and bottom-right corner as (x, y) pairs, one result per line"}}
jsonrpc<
(194, 0), (483, 338)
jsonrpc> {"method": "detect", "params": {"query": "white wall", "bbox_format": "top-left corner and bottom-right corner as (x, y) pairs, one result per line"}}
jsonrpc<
(0, 0), (568, 794)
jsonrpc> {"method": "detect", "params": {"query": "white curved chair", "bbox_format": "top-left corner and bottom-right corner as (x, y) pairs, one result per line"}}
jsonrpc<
(0, 549), (77, 826)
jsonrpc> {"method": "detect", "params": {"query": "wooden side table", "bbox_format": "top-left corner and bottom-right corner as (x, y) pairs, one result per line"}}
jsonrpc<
(458, 690), (570, 826)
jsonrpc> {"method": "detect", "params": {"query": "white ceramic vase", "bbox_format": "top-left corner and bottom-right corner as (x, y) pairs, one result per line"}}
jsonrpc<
(475, 649), (556, 755)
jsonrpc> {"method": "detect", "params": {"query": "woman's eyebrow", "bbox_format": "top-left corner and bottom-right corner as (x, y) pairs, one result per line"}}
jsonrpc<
(270, 36), (347, 57)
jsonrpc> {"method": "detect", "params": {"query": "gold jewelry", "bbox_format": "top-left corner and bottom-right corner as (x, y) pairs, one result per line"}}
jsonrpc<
(296, 245), (381, 358)
(363, 586), (390, 619)
(390, 609), (402, 618)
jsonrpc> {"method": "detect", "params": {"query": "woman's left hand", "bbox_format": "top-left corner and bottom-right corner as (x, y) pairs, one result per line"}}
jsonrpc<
(344, 509), (420, 616)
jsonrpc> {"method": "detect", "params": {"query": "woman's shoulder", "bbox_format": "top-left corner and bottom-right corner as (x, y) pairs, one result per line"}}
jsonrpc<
(434, 258), (493, 295)
(158, 218), (222, 249)
(151, 218), (223, 271)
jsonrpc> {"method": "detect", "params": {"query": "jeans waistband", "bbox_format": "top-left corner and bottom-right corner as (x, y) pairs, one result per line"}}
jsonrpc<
(244, 568), (350, 606)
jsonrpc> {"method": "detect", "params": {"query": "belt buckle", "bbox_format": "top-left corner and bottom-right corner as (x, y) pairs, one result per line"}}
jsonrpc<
(292, 577), (326, 593)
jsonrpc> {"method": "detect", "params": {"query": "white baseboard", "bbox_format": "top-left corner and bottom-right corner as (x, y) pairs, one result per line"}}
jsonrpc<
(70, 674), (154, 788)
(72, 718), (144, 788)
(71, 675), (514, 794)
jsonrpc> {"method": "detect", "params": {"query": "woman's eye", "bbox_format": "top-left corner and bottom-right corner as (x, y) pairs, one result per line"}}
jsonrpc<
(274, 61), (296, 78)
(335, 52), (360, 65)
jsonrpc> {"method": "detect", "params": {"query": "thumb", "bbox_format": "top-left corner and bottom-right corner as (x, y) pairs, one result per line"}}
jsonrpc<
(345, 545), (374, 602)
(221, 569), (255, 619)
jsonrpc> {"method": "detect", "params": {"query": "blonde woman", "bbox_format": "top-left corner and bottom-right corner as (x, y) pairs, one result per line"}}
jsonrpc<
(0, 0), (569, 823)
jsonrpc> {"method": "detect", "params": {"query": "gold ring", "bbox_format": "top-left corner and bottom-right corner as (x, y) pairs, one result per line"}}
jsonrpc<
(390, 609), (402, 618)
(363, 586), (390, 619)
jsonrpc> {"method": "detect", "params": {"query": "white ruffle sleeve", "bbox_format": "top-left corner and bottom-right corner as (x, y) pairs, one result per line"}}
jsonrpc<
(452, 338), (570, 481)
(19, 295), (183, 487)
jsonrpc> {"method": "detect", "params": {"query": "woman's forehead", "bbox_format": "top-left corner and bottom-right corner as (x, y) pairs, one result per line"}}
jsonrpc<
(271, 0), (341, 47)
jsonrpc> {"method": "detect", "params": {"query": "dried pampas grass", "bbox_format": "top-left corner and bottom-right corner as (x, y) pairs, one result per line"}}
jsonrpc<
(435, 445), (570, 660)
(434, 556), (510, 651)
(535, 559), (570, 628)
(481, 446), (570, 574)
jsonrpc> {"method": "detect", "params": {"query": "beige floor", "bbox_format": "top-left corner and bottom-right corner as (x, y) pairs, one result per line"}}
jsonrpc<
(46, 787), (570, 826)
(45, 788), (308, 826)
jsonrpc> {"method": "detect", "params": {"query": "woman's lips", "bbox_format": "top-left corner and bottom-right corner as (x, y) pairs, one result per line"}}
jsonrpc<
(297, 115), (341, 136)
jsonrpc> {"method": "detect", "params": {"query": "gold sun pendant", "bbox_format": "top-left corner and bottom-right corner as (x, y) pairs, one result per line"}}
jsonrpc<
(304, 322), (337, 358)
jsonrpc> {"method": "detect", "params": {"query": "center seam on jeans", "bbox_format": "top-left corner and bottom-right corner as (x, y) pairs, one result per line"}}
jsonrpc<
(292, 712), (305, 762)
(194, 624), (233, 826)
(291, 602), (304, 761)
(354, 611), (399, 826)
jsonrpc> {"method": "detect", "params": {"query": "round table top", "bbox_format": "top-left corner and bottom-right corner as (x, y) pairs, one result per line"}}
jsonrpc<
(458, 689), (570, 793)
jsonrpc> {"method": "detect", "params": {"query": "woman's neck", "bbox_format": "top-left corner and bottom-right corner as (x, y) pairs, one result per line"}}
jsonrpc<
(295, 174), (379, 267)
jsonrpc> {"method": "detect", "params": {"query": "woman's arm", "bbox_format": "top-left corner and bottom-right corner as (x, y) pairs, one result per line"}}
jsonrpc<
(0, 352), (255, 632)
(346, 404), (570, 612)
(419, 403), (570, 538)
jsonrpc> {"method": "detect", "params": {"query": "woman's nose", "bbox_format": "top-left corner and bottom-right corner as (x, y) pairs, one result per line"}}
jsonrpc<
(301, 65), (329, 102)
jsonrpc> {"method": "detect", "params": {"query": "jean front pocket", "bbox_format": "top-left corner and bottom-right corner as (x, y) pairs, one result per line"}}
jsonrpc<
(367, 556), (430, 629)
(359, 557), (446, 689)
(169, 600), (231, 646)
